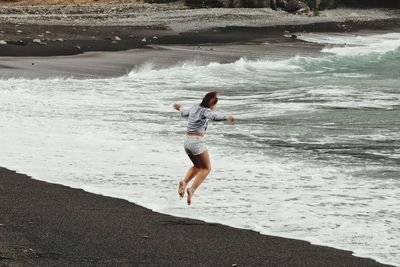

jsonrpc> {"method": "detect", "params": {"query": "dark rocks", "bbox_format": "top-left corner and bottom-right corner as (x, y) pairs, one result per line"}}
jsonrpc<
(144, 0), (176, 2)
(319, 0), (340, 9)
(271, 0), (277, 9)
(184, 0), (315, 9)
(244, 0), (271, 8)
(276, 0), (288, 8)
(304, 0), (340, 9)
(184, 0), (223, 7)
(342, 0), (400, 8)
(284, 0), (309, 12)
(8, 40), (27, 46)
(185, 0), (272, 8)
(184, 0), (342, 10)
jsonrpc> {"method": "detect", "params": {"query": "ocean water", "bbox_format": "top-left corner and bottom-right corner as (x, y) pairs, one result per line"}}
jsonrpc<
(1, 32), (399, 265)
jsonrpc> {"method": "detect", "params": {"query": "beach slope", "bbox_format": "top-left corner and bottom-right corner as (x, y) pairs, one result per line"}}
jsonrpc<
(0, 167), (394, 266)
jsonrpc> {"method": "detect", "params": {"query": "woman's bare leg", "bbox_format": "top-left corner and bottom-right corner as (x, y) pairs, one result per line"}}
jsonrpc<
(187, 150), (211, 205)
(178, 154), (200, 198)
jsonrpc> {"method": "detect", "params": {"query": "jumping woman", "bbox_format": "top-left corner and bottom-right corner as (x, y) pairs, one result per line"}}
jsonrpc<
(173, 91), (235, 205)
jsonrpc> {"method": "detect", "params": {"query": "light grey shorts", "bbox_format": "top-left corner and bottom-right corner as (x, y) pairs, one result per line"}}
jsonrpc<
(184, 135), (207, 156)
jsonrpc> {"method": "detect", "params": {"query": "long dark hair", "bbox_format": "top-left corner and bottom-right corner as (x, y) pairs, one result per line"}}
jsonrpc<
(200, 91), (218, 108)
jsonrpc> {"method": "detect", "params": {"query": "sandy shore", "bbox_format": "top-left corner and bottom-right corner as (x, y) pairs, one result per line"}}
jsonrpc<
(0, 32), (325, 78)
(0, 19), (399, 79)
(0, 167), (395, 266)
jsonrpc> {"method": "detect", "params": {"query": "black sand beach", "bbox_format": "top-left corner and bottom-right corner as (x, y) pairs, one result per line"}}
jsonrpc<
(0, 167), (395, 266)
(1, 3), (400, 266)
(0, 19), (399, 79)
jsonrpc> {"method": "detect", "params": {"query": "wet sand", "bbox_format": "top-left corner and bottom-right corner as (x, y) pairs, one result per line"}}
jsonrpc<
(0, 41), (323, 79)
(0, 23), (322, 78)
(0, 167), (394, 266)
(1, 18), (399, 79)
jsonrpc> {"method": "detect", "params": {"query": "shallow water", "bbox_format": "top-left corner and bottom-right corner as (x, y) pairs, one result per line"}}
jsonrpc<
(0, 32), (399, 265)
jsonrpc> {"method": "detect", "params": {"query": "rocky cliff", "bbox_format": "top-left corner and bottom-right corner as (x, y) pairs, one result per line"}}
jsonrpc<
(183, 0), (400, 10)
(183, 0), (337, 11)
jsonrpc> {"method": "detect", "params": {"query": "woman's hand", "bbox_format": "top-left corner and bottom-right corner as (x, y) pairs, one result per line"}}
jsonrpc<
(227, 115), (235, 124)
(173, 103), (182, 111)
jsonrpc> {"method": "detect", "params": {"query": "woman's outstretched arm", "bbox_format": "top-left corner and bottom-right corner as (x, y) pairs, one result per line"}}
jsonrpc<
(203, 109), (235, 123)
(173, 103), (190, 117)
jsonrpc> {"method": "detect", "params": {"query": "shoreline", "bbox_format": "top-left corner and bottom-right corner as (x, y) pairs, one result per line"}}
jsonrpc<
(0, 166), (395, 266)
(0, 18), (399, 79)
(0, 17), (399, 58)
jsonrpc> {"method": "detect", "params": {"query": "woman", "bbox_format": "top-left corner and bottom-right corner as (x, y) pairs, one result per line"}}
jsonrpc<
(173, 91), (235, 205)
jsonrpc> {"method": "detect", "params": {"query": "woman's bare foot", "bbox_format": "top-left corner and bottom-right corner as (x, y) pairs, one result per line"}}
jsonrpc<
(186, 187), (194, 205)
(178, 180), (186, 198)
